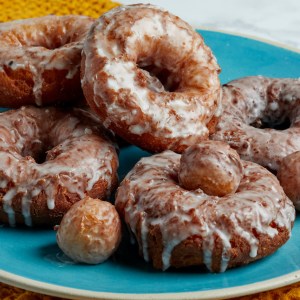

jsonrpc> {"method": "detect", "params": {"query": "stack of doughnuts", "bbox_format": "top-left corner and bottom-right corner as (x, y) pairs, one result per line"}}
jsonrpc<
(0, 4), (298, 272)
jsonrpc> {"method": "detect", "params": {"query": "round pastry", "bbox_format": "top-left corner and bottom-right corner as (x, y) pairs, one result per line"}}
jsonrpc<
(277, 151), (300, 210)
(81, 4), (221, 153)
(0, 106), (118, 227)
(115, 141), (295, 272)
(57, 197), (121, 264)
(0, 15), (94, 107)
(178, 141), (243, 196)
(211, 76), (300, 171)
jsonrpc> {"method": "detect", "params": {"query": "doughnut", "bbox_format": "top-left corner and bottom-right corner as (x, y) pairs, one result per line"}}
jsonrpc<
(56, 197), (121, 264)
(0, 15), (94, 107)
(211, 76), (300, 171)
(115, 141), (295, 272)
(277, 151), (300, 210)
(81, 4), (221, 153)
(0, 106), (118, 227)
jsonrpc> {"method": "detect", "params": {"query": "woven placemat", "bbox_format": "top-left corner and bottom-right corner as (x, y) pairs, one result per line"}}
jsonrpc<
(0, 0), (119, 21)
(2, 281), (300, 300)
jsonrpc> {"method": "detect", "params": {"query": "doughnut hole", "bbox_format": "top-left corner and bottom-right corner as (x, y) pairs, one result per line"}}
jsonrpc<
(277, 151), (300, 210)
(250, 117), (291, 130)
(56, 197), (121, 264)
(138, 63), (180, 92)
(178, 141), (244, 196)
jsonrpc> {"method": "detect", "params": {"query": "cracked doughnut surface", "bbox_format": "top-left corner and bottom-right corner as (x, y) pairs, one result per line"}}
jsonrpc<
(81, 4), (221, 153)
(0, 106), (118, 226)
(0, 15), (94, 107)
(211, 76), (300, 171)
(115, 145), (295, 272)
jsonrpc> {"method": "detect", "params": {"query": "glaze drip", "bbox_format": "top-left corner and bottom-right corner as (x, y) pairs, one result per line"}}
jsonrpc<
(0, 106), (118, 226)
(116, 151), (295, 272)
(212, 76), (300, 170)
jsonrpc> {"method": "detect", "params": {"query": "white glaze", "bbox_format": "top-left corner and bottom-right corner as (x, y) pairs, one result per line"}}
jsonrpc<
(0, 107), (118, 226)
(82, 4), (221, 151)
(116, 151), (295, 272)
(212, 76), (300, 170)
(0, 15), (93, 106)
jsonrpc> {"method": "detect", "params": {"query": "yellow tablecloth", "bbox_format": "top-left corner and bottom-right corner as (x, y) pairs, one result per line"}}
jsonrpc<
(0, 0), (299, 299)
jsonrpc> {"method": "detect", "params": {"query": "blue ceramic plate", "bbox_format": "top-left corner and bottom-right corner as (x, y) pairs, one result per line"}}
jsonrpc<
(1, 30), (300, 300)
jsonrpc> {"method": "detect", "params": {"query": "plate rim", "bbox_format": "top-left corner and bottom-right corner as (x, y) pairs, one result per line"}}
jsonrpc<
(1, 28), (300, 300)
(197, 27), (300, 54)
(1, 269), (300, 300)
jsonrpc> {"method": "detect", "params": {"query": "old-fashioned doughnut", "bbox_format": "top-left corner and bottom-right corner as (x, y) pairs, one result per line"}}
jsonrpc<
(115, 141), (295, 272)
(81, 4), (221, 153)
(277, 151), (300, 210)
(57, 197), (121, 264)
(0, 15), (94, 107)
(0, 106), (118, 226)
(211, 76), (300, 171)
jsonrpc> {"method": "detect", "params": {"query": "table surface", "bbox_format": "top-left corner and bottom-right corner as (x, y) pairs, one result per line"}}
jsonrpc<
(123, 0), (300, 50)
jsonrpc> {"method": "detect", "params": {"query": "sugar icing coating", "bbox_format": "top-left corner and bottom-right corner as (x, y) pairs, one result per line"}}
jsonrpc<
(115, 150), (295, 272)
(179, 141), (243, 196)
(277, 151), (300, 210)
(211, 76), (300, 171)
(0, 15), (94, 107)
(0, 106), (118, 226)
(81, 4), (221, 153)
(57, 197), (121, 264)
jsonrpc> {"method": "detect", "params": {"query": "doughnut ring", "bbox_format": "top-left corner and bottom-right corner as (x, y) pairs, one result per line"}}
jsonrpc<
(211, 76), (300, 171)
(115, 141), (295, 272)
(0, 106), (118, 226)
(0, 15), (94, 107)
(81, 4), (221, 153)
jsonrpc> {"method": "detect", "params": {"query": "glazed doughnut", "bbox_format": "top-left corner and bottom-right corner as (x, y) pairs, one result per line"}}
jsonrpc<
(57, 197), (121, 264)
(0, 106), (118, 226)
(211, 76), (300, 171)
(81, 4), (221, 153)
(0, 15), (94, 107)
(115, 141), (295, 272)
(277, 151), (300, 210)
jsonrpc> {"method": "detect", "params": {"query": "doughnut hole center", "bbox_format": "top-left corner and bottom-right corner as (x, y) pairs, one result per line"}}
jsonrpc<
(21, 140), (51, 164)
(138, 63), (180, 92)
(250, 117), (291, 130)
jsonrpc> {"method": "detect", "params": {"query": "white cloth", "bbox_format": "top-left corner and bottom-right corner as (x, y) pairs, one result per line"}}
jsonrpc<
(122, 0), (300, 50)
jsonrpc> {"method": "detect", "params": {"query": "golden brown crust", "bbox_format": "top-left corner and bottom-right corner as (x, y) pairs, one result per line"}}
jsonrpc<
(81, 4), (221, 153)
(0, 106), (118, 226)
(145, 222), (291, 272)
(0, 15), (94, 107)
(56, 197), (122, 264)
(116, 150), (295, 272)
(211, 76), (300, 171)
(277, 151), (300, 210)
(178, 141), (243, 196)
